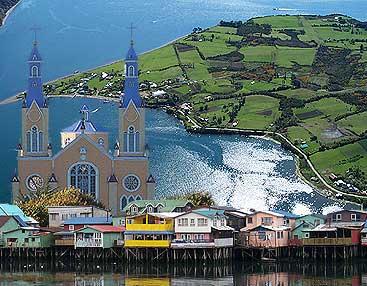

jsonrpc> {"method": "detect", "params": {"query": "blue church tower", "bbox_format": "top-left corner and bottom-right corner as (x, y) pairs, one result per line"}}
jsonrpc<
(121, 40), (142, 108)
(25, 40), (46, 108)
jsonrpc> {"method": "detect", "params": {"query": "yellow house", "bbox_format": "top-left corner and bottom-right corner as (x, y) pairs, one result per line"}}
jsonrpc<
(124, 213), (182, 248)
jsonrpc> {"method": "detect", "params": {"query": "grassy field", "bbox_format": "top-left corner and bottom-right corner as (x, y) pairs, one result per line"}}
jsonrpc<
(286, 126), (320, 154)
(295, 98), (357, 121)
(338, 111), (367, 135)
(235, 95), (280, 130)
(310, 139), (367, 176)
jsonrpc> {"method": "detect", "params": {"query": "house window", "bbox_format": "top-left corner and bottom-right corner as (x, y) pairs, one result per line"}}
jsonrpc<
(61, 214), (68, 220)
(182, 218), (188, 226)
(147, 205), (154, 213)
(68, 163), (98, 199)
(198, 218), (207, 227)
(315, 219), (320, 226)
(258, 231), (266, 241)
(131, 205), (138, 214)
(336, 214), (342, 221)
(351, 214), (357, 221)
(248, 217), (253, 224)
(190, 219), (195, 226)
(69, 225), (74, 231)
(220, 219), (225, 226)
(213, 219), (217, 226)
(50, 213), (58, 221)
(304, 233), (310, 238)
(70, 214), (77, 218)
(262, 217), (273, 225)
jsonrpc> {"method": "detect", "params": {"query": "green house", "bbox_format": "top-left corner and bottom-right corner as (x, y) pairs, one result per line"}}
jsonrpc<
(123, 200), (193, 216)
(75, 226), (124, 249)
(0, 216), (30, 246)
(292, 214), (326, 239)
(2, 227), (54, 248)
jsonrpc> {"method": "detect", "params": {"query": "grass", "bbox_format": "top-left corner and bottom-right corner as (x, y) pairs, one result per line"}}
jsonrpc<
(277, 88), (326, 100)
(140, 45), (179, 71)
(310, 139), (367, 176)
(194, 98), (238, 126)
(275, 47), (316, 68)
(253, 15), (303, 29)
(295, 98), (357, 121)
(241, 46), (276, 63)
(286, 126), (320, 154)
(338, 111), (367, 135)
(235, 95), (280, 130)
(140, 66), (183, 83)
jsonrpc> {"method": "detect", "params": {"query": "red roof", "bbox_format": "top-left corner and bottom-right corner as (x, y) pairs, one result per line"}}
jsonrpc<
(88, 225), (125, 233)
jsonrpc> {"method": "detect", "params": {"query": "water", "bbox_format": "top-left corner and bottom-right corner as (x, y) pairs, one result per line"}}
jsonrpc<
(0, 261), (366, 285)
(1, 0), (367, 207)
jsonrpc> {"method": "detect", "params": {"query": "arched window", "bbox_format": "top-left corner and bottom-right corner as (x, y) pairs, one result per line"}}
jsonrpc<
(28, 126), (42, 153)
(123, 126), (140, 153)
(128, 65), (135, 77)
(128, 195), (135, 203)
(120, 195), (128, 211)
(31, 66), (39, 77)
(68, 163), (98, 199)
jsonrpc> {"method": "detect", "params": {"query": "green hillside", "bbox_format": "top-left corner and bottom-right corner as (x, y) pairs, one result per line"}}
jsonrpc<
(48, 14), (367, 194)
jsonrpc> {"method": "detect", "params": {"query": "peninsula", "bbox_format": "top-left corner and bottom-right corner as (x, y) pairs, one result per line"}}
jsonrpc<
(37, 14), (367, 202)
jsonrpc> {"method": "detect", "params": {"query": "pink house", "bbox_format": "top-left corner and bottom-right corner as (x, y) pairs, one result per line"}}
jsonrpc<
(245, 225), (291, 248)
(240, 210), (298, 248)
(244, 210), (298, 231)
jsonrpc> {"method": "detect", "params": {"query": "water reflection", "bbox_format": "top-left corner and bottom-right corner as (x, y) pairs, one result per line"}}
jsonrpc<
(0, 261), (366, 285)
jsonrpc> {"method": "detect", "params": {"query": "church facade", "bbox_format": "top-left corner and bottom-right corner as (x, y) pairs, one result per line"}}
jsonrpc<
(11, 39), (156, 215)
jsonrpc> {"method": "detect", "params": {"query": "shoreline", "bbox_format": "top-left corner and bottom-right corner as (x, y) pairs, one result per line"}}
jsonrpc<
(1, 0), (21, 27)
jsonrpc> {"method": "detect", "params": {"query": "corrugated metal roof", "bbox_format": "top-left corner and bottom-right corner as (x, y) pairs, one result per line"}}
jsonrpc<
(87, 225), (125, 233)
(0, 204), (33, 223)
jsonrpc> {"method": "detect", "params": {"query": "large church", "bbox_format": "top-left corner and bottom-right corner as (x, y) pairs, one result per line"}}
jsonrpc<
(11, 39), (156, 215)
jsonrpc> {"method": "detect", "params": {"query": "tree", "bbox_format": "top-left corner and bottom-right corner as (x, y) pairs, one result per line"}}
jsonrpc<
(173, 192), (215, 207)
(17, 187), (105, 226)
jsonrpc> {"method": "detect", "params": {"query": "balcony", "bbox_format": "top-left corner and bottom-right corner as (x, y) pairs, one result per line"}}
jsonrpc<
(302, 238), (354, 246)
(124, 240), (170, 248)
(126, 223), (173, 232)
(55, 239), (74, 247)
(75, 239), (102, 248)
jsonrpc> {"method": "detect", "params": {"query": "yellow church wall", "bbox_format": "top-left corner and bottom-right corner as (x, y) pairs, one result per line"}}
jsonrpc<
(53, 136), (113, 204)
(17, 158), (52, 194)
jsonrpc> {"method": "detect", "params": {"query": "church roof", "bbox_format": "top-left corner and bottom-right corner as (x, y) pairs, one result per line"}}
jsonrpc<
(28, 42), (42, 62)
(126, 43), (137, 61)
(62, 120), (105, 133)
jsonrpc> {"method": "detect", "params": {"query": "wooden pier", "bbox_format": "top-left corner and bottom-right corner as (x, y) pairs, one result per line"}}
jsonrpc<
(0, 245), (365, 263)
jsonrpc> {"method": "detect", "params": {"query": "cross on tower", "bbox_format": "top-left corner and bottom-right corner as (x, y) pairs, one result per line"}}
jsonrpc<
(128, 23), (136, 45)
(30, 26), (42, 45)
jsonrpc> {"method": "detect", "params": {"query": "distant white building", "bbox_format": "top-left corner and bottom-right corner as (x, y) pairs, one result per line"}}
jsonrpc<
(47, 206), (108, 228)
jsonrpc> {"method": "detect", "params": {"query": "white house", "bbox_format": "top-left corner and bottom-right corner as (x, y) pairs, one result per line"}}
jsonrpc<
(172, 208), (234, 248)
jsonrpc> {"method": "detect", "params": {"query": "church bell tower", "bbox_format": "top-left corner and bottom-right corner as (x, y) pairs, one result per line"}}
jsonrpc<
(118, 38), (145, 156)
(21, 40), (49, 157)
